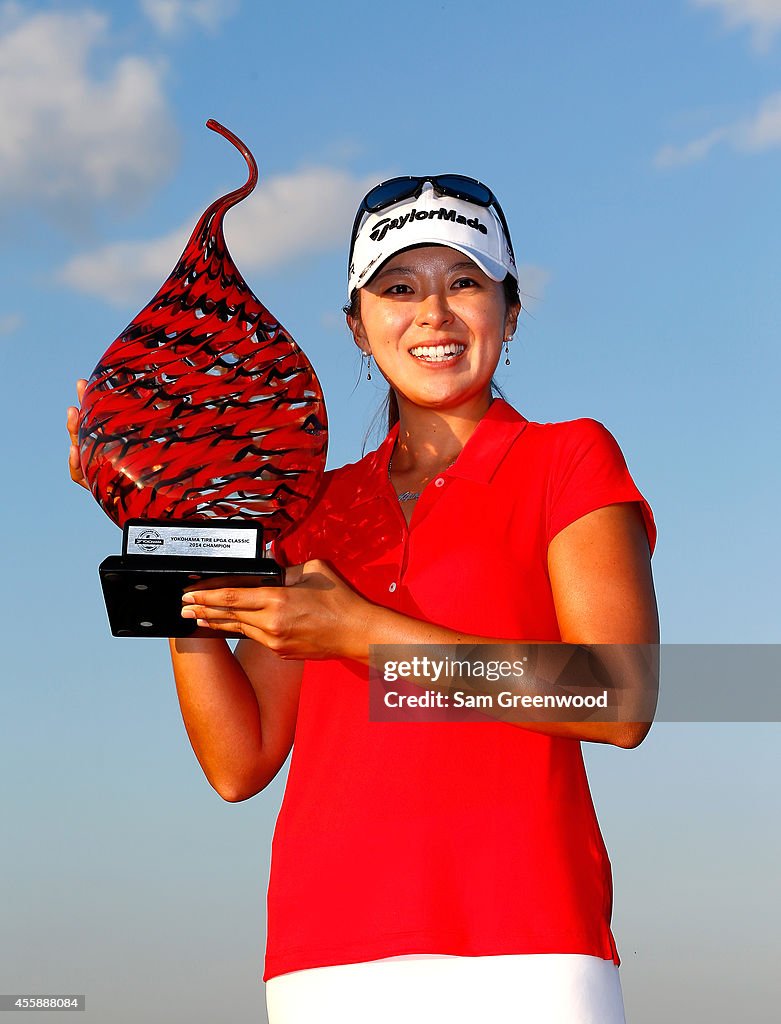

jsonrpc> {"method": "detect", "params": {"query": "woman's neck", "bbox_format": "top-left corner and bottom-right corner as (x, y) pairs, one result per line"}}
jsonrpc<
(392, 394), (494, 472)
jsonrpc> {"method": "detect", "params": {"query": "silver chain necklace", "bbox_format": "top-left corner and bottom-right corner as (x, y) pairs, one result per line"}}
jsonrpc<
(388, 451), (459, 502)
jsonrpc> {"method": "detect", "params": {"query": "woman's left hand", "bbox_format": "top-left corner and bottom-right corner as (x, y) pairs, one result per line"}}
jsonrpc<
(181, 559), (372, 661)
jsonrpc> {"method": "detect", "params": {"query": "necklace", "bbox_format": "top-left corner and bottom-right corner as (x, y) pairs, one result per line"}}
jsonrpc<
(388, 450), (459, 502)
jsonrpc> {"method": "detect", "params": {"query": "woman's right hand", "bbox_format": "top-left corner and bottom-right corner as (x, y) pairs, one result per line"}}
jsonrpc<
(67, 378), (89, 490)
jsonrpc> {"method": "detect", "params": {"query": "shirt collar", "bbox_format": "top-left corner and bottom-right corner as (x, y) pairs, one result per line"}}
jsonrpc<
(446, 399), (528, 484)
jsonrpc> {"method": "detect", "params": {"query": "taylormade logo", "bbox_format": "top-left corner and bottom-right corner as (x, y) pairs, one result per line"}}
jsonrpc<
(370, 207), (489, 243)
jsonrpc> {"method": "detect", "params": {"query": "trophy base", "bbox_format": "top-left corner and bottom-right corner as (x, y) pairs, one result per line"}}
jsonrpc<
(99, 518), (284, 637)
(99, 555), (284, 637)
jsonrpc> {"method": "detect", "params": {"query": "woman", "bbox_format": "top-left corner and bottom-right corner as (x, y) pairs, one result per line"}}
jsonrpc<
(68, 175), (658, 1023)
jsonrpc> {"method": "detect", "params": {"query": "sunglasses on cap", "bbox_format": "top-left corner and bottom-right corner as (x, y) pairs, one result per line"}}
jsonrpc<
(349, 174), (516, 264)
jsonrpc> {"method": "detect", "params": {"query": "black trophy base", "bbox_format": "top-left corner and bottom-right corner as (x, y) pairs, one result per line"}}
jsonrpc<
(99, 555), (284, 637)
(100, 518), (284, 638)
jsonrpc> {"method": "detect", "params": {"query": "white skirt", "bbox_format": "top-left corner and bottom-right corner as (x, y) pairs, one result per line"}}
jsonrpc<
(265, 953), (626, 1024)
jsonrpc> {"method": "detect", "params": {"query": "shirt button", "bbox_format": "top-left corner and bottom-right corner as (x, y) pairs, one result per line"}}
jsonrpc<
(434, 477), (445, 487)
(389, 582), (397, 593)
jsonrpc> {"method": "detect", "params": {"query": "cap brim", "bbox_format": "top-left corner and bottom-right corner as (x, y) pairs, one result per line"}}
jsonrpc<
(352, 241), (515, 293)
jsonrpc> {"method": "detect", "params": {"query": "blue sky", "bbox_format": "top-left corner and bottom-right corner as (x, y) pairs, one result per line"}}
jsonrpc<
(1, 1), (779, 1021)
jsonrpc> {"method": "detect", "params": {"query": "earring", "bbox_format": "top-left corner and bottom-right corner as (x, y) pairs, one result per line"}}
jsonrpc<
(504, 337), (511, 366)
(365, 353), (372, 380)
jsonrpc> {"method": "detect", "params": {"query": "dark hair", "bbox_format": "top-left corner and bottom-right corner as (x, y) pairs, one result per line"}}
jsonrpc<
(344, 274), (521, 432)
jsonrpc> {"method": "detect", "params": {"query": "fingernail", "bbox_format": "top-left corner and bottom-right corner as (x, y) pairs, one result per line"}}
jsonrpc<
(181, 608), (196, 618)
(182, 593), (196, 604)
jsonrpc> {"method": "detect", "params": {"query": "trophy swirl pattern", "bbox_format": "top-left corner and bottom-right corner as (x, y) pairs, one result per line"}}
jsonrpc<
(79, 120), (328, 540)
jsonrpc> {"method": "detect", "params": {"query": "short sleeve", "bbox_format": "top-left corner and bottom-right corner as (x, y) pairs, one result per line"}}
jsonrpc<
(545, 418), (656, 554)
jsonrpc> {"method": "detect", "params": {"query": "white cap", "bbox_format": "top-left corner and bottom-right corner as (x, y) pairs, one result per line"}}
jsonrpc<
(348, 182), (517, 297)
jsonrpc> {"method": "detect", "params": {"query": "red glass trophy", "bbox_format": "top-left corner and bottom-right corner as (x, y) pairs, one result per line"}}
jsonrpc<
(78, 120), (328, 637)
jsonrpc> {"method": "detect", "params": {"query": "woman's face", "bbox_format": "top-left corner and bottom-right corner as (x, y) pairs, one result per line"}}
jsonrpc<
(350, 246), (518, 419)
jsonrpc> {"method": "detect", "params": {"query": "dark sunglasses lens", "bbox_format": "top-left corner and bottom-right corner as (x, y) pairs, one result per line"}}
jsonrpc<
(434, 175), (492, 205)
(363, 178), (419, 211)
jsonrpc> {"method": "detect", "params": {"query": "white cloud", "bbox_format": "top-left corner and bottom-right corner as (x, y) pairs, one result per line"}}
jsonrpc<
(655, 90), (781, 166)
(0, 6), (177, 213)
(59, 223), (190, 306)
(692, 0), (781, 49)
(140, 0), (239, 35)
(58, 166), (383, 305)
(734, 90), (781, 147)
(0, 312), (22, 336)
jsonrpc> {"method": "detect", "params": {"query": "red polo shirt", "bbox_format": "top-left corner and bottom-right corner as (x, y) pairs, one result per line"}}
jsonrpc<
(264, 399), (655, 981)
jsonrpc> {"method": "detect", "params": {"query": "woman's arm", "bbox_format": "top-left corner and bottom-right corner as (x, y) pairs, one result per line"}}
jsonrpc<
(542, 501), (659, 746)
(547, 503), (658, 645)
(169, 636), (303, 802)
(182, 501), (658, 749)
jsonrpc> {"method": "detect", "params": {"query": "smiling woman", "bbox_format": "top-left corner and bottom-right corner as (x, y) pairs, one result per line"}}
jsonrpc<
(179, 175), (657, 1024)
(355, 245), (514, 394)
(345, 176), (521, 422)
(69, 173), (658, 1024)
